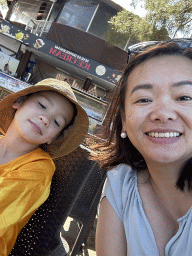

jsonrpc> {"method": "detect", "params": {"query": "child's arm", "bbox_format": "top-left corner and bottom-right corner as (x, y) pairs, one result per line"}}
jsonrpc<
(0, 159), (55, 255)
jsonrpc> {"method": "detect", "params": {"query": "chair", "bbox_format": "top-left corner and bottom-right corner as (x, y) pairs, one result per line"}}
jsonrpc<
(66, 160), (106, 256)
(9, 145), (106, 256)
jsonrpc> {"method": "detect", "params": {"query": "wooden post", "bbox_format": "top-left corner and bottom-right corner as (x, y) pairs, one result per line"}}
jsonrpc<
(16, 49), (32, 80)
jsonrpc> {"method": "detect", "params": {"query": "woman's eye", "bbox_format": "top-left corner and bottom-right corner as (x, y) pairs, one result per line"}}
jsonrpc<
(54, 120), (60, 127)
(39, 102), (46, 109)
(135, 98), (151, 103)
(177, 96), (192, 101)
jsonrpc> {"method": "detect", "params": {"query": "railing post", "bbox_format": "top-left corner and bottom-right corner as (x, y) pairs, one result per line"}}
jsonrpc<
(34, 21), (39, 35)
(39, 1), (55, 36)
(25, 20), (30, 31)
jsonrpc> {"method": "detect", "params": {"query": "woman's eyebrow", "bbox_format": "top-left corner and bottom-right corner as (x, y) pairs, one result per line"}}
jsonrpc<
(172, 80), (192, 87)
(131, 80), (192, 95)
(131, 84), (153, 95)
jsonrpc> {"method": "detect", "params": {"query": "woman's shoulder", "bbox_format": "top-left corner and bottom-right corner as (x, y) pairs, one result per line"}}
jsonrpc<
(105, 163), (137, 200)
(107, 163), (136, 183)
(103, 164), (138, 220)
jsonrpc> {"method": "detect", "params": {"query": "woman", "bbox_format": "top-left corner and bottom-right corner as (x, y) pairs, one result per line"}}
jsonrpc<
(94, 42), (192, 256)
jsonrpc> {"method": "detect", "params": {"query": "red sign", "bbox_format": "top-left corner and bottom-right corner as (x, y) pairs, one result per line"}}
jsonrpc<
(49, 47), (91, 71)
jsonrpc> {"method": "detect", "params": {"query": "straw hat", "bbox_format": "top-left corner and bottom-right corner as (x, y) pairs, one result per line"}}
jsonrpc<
(0, 78), (89, 158)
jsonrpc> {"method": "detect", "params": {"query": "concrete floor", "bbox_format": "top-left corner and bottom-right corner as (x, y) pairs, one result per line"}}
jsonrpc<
(87, 249), (96, 256)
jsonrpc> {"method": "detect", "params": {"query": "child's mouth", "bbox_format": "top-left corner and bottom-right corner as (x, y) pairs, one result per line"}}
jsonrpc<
(29, 120), (42, 135)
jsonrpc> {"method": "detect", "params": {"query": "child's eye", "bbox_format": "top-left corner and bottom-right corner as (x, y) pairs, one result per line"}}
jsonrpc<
(54, 120), (60, 127)
(39, 102), (46, 109)
(135, 98), (152, 103)
(177, 96), (192, 101)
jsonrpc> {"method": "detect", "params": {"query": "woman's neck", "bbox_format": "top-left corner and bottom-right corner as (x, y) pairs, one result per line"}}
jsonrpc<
(147, 161), (182, 187)
(145, 161), (192, 219)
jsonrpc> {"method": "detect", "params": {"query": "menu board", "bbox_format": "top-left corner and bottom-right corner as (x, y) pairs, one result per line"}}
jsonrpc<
(0, 71), (31, 93)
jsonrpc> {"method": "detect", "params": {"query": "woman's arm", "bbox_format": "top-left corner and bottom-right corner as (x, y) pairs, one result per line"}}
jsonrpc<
(96, 197), (127, 256)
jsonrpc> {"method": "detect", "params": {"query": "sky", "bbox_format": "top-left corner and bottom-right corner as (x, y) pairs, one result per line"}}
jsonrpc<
(112, 0), (146, 17)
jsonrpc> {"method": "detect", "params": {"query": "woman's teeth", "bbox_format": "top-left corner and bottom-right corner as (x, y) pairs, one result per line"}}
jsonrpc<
(147, 132), (181, 138)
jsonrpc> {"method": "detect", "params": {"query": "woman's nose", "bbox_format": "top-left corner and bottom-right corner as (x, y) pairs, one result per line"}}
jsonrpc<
(39, 115), (49, 126)
(150, 101), (177, 123)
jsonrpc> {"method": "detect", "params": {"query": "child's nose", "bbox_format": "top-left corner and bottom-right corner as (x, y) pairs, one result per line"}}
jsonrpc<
(39, 115), (49, 126)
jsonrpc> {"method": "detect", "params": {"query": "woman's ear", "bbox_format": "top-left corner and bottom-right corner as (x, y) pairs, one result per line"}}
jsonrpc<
(121, 110), (126, 131)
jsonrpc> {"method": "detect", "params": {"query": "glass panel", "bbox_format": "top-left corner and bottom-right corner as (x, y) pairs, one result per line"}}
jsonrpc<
(73, 88), (108, 122)
(57, 0), (98, 31)
(73, 88), (108, 134)
(10, 0), (41, 24)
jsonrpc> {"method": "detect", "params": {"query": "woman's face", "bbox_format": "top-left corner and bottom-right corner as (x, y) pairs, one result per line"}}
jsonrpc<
(122, 55), (192, 166)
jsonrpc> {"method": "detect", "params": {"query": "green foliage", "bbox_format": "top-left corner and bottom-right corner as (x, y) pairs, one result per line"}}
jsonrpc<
(105, 9), (169, 48)
(134, 0), (192, 37)
(0, 0), (7, 8)
(106, 0), (192, 48)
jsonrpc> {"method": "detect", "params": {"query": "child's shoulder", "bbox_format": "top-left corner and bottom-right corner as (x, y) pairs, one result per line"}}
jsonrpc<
(0, 147), (54, 169)
(14, 147), (54, 166)
(0, 147), (55, 179)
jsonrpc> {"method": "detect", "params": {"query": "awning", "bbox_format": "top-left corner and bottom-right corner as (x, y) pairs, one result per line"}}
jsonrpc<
(0, 18), (122, 90)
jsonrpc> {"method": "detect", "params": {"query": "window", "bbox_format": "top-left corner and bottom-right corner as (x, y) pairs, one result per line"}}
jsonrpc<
(57, 0), (98, 31)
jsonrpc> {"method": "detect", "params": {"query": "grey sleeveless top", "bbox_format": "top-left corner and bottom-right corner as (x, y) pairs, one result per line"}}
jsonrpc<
(102, 164), (192, 256)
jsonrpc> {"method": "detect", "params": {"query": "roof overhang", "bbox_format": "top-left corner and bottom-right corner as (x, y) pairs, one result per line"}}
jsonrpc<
(0, 18), (122, 90)
(28, 46), (116, 90)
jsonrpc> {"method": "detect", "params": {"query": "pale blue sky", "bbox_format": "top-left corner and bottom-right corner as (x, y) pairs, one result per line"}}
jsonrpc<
(112, 0), (146, 17)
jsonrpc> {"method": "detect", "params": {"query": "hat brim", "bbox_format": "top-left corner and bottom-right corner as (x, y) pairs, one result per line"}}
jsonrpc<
(0, 84), (89, 158)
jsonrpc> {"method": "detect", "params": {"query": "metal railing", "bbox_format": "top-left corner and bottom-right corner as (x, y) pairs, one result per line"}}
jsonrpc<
(25, 18), (52, 36)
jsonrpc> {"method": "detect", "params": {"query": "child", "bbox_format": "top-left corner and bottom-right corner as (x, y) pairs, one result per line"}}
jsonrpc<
(0, 78), (89, 255)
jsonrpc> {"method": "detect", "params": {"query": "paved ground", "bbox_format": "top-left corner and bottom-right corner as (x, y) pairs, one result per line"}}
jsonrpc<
(87, 249), (96, 256)
(62, 217), (97, 256)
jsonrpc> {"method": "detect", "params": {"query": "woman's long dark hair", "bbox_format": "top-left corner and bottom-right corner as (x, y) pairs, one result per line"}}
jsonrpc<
(92, 41), (192, 191)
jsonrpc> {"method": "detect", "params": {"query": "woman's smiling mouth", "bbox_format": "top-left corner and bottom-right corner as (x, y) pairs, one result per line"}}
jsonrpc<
(146, 132), (182, 138)
(145, 130), (183, 144)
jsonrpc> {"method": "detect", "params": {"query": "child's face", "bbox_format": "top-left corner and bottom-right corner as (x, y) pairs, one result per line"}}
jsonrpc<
(11, 91), (74, 146)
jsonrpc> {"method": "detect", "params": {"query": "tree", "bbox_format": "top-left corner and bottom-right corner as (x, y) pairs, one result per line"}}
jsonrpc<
(105, 9), (169, 49)
(0, 0), (7, 8)
(106, 0), (192, 49)
(133, 0), (192, 38)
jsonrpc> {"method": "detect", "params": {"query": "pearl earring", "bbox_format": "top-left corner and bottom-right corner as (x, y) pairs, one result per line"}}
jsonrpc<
(121, 131), (127, 138)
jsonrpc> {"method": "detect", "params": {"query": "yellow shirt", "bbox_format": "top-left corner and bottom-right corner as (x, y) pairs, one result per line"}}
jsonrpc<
(0, 147), (55, 256)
